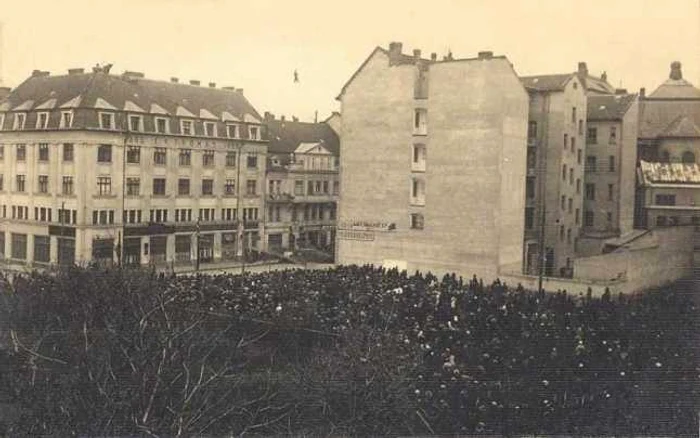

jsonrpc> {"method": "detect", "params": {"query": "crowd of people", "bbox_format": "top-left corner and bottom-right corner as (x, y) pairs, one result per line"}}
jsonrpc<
(168, 264), (699, 435)
(2, 264), (699, 435)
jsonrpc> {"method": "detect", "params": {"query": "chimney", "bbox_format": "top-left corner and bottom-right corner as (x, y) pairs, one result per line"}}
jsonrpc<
(292, 116), (299, 122)
(237, 88), (244, 95)
(601, 71), (608, 82)
(264, 111), (274, 121)
(222, 86), (235, 91)
(639, 87), (646, 98)
(281, 115), (286, 122)
(170, 77), (179, 83)
(578, 62), (588, 77)
(388, 41), (403, 65)
(189, 80), (200, 86)
(445, 51), (453, 61)
(68, 68), (85, 75)
(32, 69), (42, 77)
(32, 70), (50, 78)
(670, 61), (683, 80)
(615, 88), (627, 95)
(208, 82), (216, 88)
(478, 51), (493, 60)
(430, 52), (437, 61)
(413, 49), (421, 60)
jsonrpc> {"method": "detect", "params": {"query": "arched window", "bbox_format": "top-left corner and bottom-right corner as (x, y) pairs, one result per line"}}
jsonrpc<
(661, 150), (671, 163)
(682, 151), (696, 164)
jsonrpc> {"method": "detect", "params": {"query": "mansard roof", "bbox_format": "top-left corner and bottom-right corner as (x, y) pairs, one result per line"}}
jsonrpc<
(1, 69), (262, 122)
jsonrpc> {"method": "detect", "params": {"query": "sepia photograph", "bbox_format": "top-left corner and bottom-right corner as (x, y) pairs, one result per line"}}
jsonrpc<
(0, 0), (698, 435)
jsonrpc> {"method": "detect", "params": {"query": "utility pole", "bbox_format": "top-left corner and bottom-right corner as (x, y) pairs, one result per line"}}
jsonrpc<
(537, 93), (551, 294)
(195, 218), (200, 272)
(538, 205), (546, 294)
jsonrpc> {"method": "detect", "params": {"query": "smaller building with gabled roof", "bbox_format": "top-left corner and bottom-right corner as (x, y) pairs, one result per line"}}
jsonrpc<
(262, 113), (339, 254)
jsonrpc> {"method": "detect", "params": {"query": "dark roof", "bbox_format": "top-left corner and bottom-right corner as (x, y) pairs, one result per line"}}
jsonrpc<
(587, 94), (636, 120)
(583, 75), (616, 94)
(1, 70), (261, 121)
(638, 98), (700, 138)
(639, 160), (700, 185)
(520, 74), (573, 92)
(265, 119), (339, 157)
(659, 115), (700, 137)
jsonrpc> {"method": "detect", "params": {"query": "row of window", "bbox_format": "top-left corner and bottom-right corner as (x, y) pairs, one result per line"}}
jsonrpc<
(586, 126), (617, 144)
(1, 111), (73, 131)
(560, 164), (582, 187)
(92, 208), (261, 225)
(1, 143), (258, 168)
(584, 210), (615, 228)
(659, 150), (696, 164)
(0, 233), (51, 262)
(268, 203), (337, 222)
(584, 183), (615, 201)
(1, 205), (77, 224)
(1, 174), (258, 197)
(0, 111), (262, 139)
(585, 155), (616, 173)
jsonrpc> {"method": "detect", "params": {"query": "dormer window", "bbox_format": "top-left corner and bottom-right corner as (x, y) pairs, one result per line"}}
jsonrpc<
(128, 114), (143, 132)
(36, 112), (49, 129)
(226, 124), (239, 138)
(60, 111), (73, 129)
(99, 112), (115, 130)
(155, 117), (169, 134)
(180, 119), (194, 135)
(204, 121), (217, 137)
(13, 113), (26, 130)
(249, 125), (260, 140)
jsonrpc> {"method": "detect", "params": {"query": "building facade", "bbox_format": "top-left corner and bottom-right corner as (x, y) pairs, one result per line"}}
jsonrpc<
(636, 62), (700, 230)
(0, 67), (267, 268)
(520, 70), (588, 277)
(579, 92), (638, 254)
(263, 113), (339, 254)
(336, 42), (529, 279)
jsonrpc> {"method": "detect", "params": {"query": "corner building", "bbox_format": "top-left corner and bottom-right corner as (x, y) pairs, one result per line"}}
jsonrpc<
(0, 67), (267, 268)
(336, 42), (529, 278)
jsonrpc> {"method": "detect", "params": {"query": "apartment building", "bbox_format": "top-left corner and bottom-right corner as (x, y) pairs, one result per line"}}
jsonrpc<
(520, 69), (588, 277)
(579, 92), (638, 254)
(263, 113), (339, 254)
(336, 42), (528, 278)
(0, 66), (267, 268)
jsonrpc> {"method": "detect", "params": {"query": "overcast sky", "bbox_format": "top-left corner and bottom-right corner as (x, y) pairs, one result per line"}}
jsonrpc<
(2, 0), (700, 121)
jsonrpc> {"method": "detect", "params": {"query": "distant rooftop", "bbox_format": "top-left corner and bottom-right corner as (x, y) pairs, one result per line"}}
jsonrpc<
(647, 62), (700, 99)
(587, 93), (637, 120)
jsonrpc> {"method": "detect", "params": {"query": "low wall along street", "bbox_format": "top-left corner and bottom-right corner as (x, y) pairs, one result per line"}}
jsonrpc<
(574, 226), (695, 294)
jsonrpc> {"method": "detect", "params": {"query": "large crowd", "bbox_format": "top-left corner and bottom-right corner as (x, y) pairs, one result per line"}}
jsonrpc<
(2, 264), (699, 435)
(170, 264), (700, 435)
